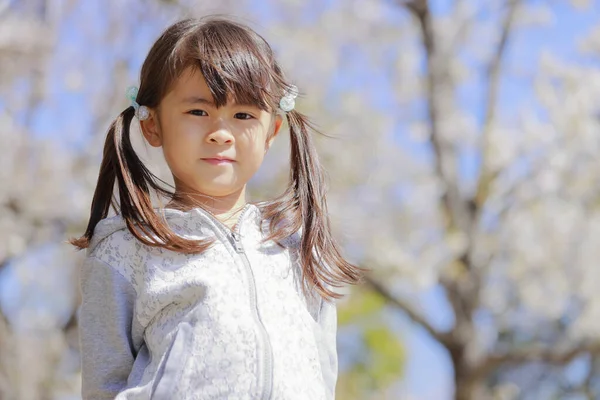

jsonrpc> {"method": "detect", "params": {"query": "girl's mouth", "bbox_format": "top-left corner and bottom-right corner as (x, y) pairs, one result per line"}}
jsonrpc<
(201, 158), (235, 165)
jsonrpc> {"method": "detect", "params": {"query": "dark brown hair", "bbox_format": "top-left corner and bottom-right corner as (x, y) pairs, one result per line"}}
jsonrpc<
(70, 16), (365, 299)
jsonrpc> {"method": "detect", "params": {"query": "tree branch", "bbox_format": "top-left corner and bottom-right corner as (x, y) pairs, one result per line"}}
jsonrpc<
(363, 275), (454, 347)
(479, 341), (600, 377)
(395, 0), (481, 345)
(398, 0), (471, 234)
(475, 0), (522, 206)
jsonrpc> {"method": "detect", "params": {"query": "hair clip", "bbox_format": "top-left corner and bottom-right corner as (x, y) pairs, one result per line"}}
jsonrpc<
(126, 86), (149, 121)
(279, 84), (298, 113)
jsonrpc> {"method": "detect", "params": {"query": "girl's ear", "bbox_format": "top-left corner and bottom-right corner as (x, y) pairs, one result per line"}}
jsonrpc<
(266, 114), (283, 151)
(140, 109), (162, 148)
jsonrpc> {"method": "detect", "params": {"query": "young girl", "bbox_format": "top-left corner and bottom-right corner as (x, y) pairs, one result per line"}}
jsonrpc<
(71, 17), (363, 400)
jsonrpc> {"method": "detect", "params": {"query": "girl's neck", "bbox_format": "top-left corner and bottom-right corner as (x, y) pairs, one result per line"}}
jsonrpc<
(166, 186), (248, 230)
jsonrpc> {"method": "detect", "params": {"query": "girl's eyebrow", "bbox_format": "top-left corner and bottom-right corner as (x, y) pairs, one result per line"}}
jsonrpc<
(234, 102), (260, 108)
(182, 95), (259, 109)
(182, 96), (216, 106)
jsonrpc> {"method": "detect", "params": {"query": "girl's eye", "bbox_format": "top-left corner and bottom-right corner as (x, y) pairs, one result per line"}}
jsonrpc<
(188, 109), (208, 116)
(235, 113), (254, 120)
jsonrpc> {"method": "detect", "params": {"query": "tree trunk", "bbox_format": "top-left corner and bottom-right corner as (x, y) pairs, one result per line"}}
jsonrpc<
(451, 345), (488, 400)
(454, 366), (487, 400)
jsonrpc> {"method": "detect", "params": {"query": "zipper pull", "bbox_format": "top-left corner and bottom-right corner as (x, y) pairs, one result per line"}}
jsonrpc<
(231, 232), (243, 253)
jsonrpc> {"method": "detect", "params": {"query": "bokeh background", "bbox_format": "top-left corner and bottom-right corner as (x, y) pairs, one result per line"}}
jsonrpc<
(1, 0), (600, 399)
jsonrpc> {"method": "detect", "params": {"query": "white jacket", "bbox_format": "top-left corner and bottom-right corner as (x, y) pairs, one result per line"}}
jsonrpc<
(79, 203), (338, 400)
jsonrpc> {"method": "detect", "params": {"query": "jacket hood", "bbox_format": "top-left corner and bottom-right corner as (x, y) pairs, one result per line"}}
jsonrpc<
(85, 204), (275, 256)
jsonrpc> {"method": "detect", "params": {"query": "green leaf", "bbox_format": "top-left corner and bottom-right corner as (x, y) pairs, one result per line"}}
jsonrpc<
(338, 288), (386, 326)
(363, 326), (405, 389)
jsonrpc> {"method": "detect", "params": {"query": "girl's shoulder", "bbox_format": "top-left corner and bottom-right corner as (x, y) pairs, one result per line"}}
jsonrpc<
(87, 214), (130, 257)
(86, 213), (165, 262)
(84, 212), (182, 286)
(87, 208), (195, 258)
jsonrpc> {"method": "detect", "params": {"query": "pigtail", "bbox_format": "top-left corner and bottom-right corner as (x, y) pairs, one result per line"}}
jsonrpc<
(69, 106), (212, 254)
(262, 110), (366, 300)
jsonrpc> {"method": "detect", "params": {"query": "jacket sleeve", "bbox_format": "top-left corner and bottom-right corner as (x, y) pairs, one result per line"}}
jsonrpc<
(79, 255), (137, 399)
(318, 298), (339, 400)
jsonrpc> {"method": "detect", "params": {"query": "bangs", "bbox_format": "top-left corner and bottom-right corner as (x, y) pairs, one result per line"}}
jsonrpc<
(167, 19), (282, 111)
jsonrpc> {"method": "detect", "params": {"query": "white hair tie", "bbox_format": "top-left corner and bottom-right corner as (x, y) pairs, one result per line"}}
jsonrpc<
(126, 86), (150, 121)
(279, 85), (298, 113)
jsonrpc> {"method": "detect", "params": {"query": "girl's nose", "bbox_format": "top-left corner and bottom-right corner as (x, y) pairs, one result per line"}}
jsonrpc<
(206, 127), (234, 145)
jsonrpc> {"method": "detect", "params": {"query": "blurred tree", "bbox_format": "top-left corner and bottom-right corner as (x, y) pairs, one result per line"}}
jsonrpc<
(346, 0), (600, 399)
(0, 2), (81, 399)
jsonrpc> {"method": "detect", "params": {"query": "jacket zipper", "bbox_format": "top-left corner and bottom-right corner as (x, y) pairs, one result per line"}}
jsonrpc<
(197, 205), (274, 400)
(231, 229), (274, 400)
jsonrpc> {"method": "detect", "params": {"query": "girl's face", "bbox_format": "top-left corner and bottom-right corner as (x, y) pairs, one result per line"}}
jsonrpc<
(141, 67), (283, 201)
